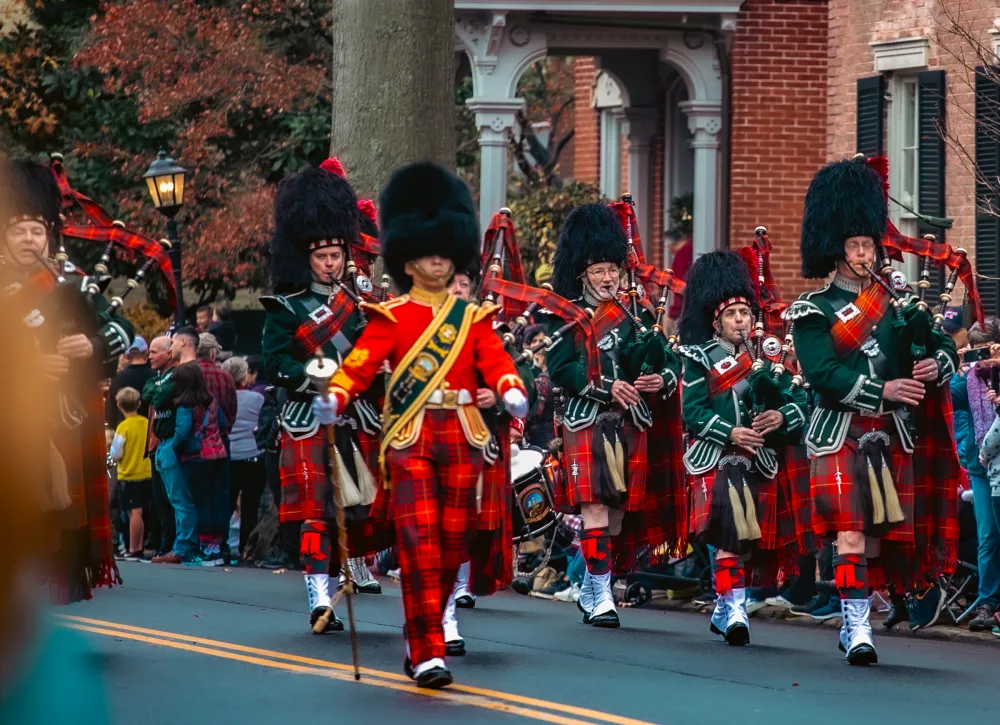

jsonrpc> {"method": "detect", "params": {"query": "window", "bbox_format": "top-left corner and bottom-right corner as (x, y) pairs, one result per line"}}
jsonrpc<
(888, 74), (920, 227)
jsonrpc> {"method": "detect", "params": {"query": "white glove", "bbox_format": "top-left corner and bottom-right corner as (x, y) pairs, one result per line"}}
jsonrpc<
(311, 395), (338, 425)
(503, 389), (529, 420)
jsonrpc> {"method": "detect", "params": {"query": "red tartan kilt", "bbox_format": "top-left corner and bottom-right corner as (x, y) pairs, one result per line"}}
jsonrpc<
(770, 446), (815, 554)
(809, 418), (913, 541)
(687, 471), (714, 541)
(278, 430), (332, 523)
(557, 421), (647, 512)
(478, 428), (511, 531)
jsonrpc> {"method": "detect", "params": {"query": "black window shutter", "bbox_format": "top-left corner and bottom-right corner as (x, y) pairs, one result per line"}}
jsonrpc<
(857, 76), (885, 157)
(917, 70), (946, 295)
(976, 66), (1000, 316)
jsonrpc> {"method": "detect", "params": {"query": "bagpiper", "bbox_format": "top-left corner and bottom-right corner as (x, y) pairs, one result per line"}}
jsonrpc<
(316, 162), (529, 689)
(789, 156), (958, 665)
(546, 203), (682, 629)
(260, 164), (387, 635)
(0, 158), (134, 603)
(676, 251), (809, 645)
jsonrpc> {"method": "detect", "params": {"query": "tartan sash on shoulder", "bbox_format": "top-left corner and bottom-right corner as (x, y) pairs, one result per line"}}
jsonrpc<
(706, 351), (753, 396)
(293, 287), (355, 355)
(829, 282), (889, 358)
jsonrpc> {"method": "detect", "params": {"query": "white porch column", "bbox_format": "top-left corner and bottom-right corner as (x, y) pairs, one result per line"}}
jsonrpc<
(680, 100), (723, 258)
(466, 99), (524, 233)
(599, 108), (624, 199)
(622, 107), (657, 251)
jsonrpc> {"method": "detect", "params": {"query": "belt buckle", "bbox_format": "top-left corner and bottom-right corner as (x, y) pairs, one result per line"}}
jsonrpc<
(443, 389), (459, 407)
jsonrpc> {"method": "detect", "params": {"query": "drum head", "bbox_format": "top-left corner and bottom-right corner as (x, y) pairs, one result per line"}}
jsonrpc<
(510, 445), (545, 482)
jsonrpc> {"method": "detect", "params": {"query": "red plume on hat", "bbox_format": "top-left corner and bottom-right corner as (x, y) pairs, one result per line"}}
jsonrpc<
(865, 155), (890, 202)
(319, 156), (346, 177)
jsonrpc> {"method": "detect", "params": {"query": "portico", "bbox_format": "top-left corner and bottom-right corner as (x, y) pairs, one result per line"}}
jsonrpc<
(454, 1), (741, 263)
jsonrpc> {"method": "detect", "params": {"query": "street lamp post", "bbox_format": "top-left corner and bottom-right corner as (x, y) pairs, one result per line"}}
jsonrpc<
(143, 151), (187, 326)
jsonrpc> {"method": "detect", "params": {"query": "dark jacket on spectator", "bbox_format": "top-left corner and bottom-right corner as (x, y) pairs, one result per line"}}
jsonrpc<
(106, 361), (156, 428)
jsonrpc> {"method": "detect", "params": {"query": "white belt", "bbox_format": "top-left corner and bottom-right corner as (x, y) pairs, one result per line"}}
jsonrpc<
(426, 389), (474, 405)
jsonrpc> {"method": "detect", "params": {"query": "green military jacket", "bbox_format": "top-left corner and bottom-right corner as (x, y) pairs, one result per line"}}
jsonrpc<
(679, 337), (807, 478)
(788, 276), (957, 456)
(546, 295), (681, 432)
(260, 280), (380, 439)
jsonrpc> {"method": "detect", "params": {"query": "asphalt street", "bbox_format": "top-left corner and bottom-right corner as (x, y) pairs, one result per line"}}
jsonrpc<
(61, 562), (999, 725)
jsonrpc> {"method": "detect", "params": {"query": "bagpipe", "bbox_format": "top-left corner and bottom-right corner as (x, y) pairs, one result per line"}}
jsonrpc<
(18, 154), (177, 342)
(858, 155), (984, 438)
(733, 226), (804, 419)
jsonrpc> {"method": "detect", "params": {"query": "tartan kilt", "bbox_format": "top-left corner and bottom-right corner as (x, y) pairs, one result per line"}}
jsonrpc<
(50, 386), (120, 604)
(279, 430), (331, 523)
(278, 429), (394, 556)
(478, 427), (511, 531)
(809, 416), (913, 542)
(773, 445), (815, 555)
(612, 395), (686, 571)
(468, 428), (514, 595)
(911, 387), (962, 575)
(686, 453), (764, 554)
(557, 419), (648, 513)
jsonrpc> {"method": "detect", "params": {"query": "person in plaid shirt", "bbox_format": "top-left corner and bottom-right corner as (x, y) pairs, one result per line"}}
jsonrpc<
(789, 156), (959, 666)
(260, 164), (389, 637)
(314, 162), (528, 689)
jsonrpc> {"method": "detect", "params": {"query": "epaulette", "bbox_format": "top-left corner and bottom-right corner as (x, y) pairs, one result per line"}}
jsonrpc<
(677, 341), (713, 369)
(473, 301), (502, 324)
(786, 297), (825, 321)
(360, 300), (399, 323)
(259, 293), (298, 314)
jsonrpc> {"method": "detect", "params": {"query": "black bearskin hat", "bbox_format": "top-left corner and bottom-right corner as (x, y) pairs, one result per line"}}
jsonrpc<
(677, 251), (756, 345)
(552, 203), (627, 300)
(0, 158), (62, 249)
(270, 166), (360, 291)
(800, 156), (887, 279)
(378, 162), (479, 293)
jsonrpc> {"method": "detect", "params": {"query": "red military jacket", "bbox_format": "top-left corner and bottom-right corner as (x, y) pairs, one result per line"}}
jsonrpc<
(329, 287), (526, 450)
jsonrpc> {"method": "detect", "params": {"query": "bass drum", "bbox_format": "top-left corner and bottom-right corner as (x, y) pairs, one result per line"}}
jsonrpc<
(510, 444), (559, 543)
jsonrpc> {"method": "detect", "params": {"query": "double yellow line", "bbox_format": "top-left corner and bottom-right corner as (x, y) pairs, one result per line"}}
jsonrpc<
(57, 615), (659, 725)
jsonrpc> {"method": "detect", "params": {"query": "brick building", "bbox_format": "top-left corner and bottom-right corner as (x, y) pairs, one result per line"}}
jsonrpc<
(827, 0), (999, 312)
(566, 0), (829, 297)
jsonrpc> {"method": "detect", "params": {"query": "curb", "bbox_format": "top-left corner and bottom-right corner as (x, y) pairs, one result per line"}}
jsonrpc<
(636, 595), (998, 647)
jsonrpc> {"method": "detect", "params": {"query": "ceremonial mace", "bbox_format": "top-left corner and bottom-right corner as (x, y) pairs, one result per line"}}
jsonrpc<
(305, 351), (361, 681)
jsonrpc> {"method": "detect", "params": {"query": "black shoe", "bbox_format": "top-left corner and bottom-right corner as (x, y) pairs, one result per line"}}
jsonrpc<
(907, 585), (944, 631)
(577, 599), (593, 624)
(847, 642), (878, 666)
(309, 607), (344, 634)
(814, 579), (838, 596)
(455, 594), (476, 609)
(590, 610), (620, 628)
(403, 657), (415, 679)
(416, 666), (453, 689)
(883, 594), (910, 630)
(968, 602), (997, 632)
(790, 593), (830, 617)
(725, 622), (750, 646)
(259, 551), (290, 570)
(531, 576), (571, 600)
(511, 576), (534, 595)
(445, 638), (466, 656)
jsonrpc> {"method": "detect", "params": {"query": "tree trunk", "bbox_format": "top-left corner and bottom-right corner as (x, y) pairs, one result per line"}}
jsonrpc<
(331, 0), (456, 200)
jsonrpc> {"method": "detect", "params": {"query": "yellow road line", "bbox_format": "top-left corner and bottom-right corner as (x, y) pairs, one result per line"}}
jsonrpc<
(57, 614), (658, 725)
(64, 623), (607, 725)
